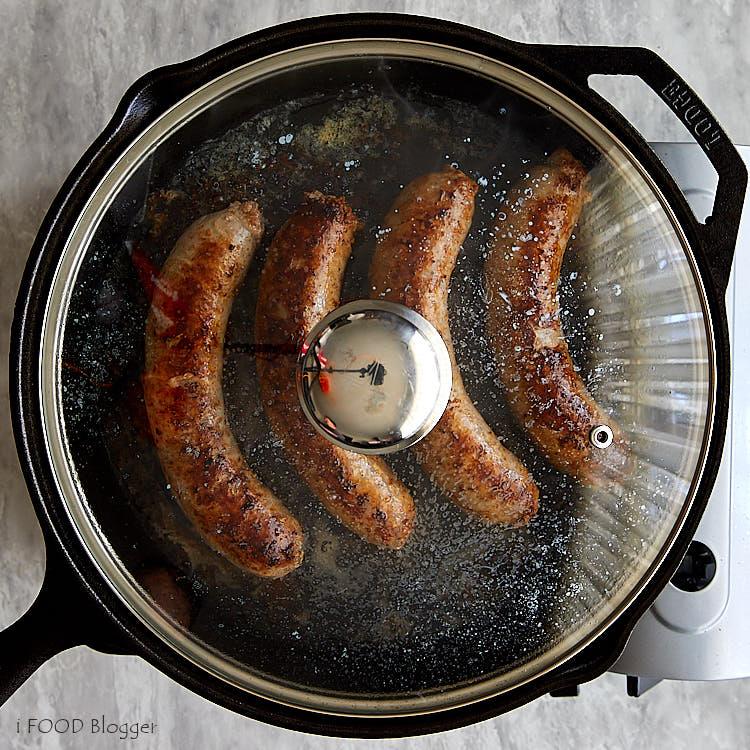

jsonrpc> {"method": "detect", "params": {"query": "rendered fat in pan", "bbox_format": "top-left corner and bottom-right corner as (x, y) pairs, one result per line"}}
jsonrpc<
(255, 192), (416, 549)
(142, 202), (304, 578)
(370, 167), (539, 526)
(484, 149), (633, 488)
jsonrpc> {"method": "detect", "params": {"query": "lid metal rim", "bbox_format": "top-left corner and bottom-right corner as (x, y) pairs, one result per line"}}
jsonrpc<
(36, 37), (716, 717)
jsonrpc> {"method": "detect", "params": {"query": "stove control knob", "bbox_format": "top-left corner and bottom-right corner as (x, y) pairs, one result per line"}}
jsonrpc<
(670, 540), (717, 592)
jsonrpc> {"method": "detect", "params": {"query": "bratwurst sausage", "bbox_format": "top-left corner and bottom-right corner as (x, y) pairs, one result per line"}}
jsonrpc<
(370, 167), (539, 526)
(485, 149), (632, 488)
(143, 202), (304, 578)
(255, 192), (415, 549)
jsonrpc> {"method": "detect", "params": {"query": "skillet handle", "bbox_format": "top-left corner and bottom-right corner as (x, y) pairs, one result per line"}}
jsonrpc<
(528, 43), (747, 292)
(0, 543), (129, 707)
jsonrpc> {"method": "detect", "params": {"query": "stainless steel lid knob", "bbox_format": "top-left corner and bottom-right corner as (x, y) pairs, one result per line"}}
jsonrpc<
(297, 300), (452, 454)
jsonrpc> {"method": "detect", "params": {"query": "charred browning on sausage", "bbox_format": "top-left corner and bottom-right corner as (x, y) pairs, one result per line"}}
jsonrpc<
(485, 149), (633, 488)
(370, 167), (539, 526)
(143, 202), (304, 577)
(255, 193), (415, 549)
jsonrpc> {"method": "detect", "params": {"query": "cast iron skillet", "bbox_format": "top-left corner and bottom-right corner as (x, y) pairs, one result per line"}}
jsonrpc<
(4, 13), (747, 738)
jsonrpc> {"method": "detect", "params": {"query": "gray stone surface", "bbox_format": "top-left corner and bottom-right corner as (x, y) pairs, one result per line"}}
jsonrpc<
(0, 0), (748, 748)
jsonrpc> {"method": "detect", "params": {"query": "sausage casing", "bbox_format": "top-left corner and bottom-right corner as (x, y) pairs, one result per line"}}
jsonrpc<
(255, 193), (415, 549)
(485, 149), (632, 488)
(370, 168), (539, 526)
(143, 202), (304, 578)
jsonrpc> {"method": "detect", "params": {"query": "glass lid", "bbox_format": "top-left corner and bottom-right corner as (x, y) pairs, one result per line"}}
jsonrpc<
(40, 39), (713, 715)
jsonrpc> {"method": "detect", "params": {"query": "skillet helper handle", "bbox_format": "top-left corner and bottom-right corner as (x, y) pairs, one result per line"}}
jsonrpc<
(529, 43), (747, 292)
(0, 544), (129, 707)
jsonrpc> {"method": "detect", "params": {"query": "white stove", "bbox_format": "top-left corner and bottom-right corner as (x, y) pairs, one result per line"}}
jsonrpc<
(611, 142), (750, 695)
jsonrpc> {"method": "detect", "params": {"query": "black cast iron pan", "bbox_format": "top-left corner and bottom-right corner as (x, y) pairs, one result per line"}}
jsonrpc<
(4, 13), (747, 737)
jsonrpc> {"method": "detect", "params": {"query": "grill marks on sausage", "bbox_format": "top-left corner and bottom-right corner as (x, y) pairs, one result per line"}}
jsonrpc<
(255, 193), (416, 549)
(485, 149), (633, 488)
(143, 202), (304, 577)
(370, 167), (539, 526)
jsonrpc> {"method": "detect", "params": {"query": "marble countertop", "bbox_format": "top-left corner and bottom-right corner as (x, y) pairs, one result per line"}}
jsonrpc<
(1, 1), (748, 748)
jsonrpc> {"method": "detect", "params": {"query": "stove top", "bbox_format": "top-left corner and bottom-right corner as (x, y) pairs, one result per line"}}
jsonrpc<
(611, 142), (750, 695)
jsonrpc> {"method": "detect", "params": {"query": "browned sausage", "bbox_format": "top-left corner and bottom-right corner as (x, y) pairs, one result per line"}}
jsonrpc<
(255, 192), (415, 549)
(485, 149), (632, 488)
(143, 202), (304, 578)
(370, 168), (539, 526)
(138, 567), (192, 628)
